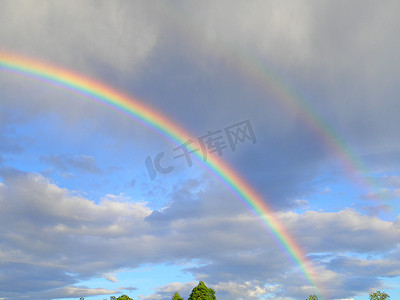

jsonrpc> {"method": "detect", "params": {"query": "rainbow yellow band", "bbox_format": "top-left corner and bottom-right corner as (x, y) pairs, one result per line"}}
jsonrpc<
(0, 51), (322, 298)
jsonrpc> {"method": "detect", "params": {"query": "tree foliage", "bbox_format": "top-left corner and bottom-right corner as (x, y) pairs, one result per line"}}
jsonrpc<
(306, 295), (318, 300)
(172, 291), (184, 300)
(369, 290), (390, 300)
(188, 281), (217, 300)
(85, 296), (133, 300)
(117, 295), (134, 300)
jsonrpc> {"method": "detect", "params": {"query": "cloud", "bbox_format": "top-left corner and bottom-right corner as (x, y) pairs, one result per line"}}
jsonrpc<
(172, 0), (313, 67)
(294, 199), (309, 208)
(0, 169), (399, 299)
(2, 1), (400, 213)
(40, 153), (103, 174)
(119, 286), (138, 292)
(382, 175), (400, 188)
(327, 256), (400, 278)
(212, 281), (280, 300)
(0, 114), (26, 156)
(0, 132), (24, 154)
(143, 0), (400, 189)
(140, 281), (276, 300)
(140, 281), (196, 300)
(284, 209), (400, 253)
(41, 286), (118, 299)
(1, 2), (400, 299)
(0, 169), (152, 299)
(105, 274), (118, 283)
(0, 0), (159, 76)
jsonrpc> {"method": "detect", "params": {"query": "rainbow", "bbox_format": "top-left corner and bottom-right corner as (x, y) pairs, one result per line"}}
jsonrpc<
(0, 51), (322, 298)
(225, 47), (378, 199)
(163, 1), (379, 203)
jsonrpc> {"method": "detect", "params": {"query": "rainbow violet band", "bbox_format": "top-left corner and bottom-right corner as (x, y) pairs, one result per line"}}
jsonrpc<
(230, 48), (375, 198)
(0, 51), (322, 298)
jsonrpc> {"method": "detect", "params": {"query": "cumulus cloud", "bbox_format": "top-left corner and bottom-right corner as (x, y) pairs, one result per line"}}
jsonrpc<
(142, 281), (277, 300)
(283, 209), (400, 253)
(140, 281), (196, 300)
(0, 169), (399, 299)
(212, 281), (277, 300)
(41, 286), (118, 299)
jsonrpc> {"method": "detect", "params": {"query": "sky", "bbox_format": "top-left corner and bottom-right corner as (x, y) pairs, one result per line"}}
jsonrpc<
(1, 1), (400, 300)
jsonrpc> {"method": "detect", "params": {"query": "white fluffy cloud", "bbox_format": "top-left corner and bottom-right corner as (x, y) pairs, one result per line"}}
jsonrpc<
(282, 209), (400, 253)
(0, 169), (399, 299)
(140, 281), (196, 300)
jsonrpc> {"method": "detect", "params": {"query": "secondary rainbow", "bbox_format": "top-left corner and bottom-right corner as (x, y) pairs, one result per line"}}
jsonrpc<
(0, 51), (322, 298)
(225, 47), (378, 198)
(165, 1), (378, 201)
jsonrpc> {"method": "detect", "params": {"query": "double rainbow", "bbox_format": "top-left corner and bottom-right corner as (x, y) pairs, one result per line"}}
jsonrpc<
(0, 51), (322, 298)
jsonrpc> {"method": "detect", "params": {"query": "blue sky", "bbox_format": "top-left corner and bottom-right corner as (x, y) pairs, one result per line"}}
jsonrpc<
(1, 1), (400, 299)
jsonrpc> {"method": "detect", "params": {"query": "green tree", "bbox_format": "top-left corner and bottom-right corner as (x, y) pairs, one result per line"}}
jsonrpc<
(369, 290), (390, 300)
(172, 292), (184, 300)
(306, 295), (318, 300)
(188, 281), (216, 300)
(117, 296), (134, 300)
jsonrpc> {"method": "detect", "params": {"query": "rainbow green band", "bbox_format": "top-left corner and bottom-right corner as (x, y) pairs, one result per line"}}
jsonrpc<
(229, 48), (374, 196)
(0, 51), (322, 298)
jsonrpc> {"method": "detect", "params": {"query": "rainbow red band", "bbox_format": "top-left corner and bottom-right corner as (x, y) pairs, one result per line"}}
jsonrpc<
(0, 51), (322, 298)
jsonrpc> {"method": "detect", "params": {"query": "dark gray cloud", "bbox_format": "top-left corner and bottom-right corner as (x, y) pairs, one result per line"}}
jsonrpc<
(2, 1), (400, 207)
(0, 0), (158, 76)
(120, 0), (400, 210)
